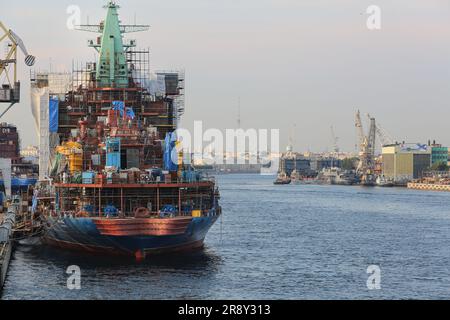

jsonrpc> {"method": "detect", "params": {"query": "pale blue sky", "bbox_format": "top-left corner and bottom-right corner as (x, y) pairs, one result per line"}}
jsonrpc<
(2, 0), (450, 152)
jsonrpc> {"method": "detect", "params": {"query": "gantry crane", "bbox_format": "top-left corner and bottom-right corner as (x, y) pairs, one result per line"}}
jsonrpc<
(355, 110), (376, 185)
(0, 21), (35, 119)
(368, 113), (393, 147)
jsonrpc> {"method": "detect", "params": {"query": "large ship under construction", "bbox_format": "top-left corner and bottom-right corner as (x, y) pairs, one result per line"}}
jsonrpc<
(30, 2), (221, 259)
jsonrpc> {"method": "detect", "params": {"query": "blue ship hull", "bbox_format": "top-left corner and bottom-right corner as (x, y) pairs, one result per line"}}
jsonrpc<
(43, 212), (220, 257)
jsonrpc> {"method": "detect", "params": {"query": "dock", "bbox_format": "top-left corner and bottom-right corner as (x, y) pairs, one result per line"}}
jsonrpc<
(407, 182), (450, 192)
(0, 235), (13, 293)
(0, 197), (19, 294)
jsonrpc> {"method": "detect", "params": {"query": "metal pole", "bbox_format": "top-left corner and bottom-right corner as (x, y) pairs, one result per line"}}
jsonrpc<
(178, 188), (181, 216)
(98, 188), (101, 217)
(157, 187), (160, 214)
(0, 102), (16, 119)
(121, 188), (124, 216)
(13, 45), (17, 83)
(59, 189), (63, 213)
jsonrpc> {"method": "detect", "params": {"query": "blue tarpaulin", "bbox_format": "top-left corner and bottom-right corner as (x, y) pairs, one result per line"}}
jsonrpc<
(112, 101), (125, 117)
(163, 132), (178, 172)
(126, 107), (135, 119)
(49, 98), (59, 133)
(113, 101), (135, 120)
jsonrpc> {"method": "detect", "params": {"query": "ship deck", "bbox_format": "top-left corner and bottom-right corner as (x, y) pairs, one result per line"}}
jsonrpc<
(53, 181), (214, 189)
(37, 180), (219, 219)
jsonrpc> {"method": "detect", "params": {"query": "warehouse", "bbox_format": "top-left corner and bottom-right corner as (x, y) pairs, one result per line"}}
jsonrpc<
(382, 143), (431, 183)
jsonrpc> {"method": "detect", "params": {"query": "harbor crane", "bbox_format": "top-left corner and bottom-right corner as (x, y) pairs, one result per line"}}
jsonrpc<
(355, 110), (376, 185)
(0, 21), (35, 119)
(330, 125), (339, 154)
(367, 114), (394, 147)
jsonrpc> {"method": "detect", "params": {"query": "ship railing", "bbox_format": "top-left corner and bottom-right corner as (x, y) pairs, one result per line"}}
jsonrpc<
(48, 168), (218, 188)
(56, 207), (216, 219)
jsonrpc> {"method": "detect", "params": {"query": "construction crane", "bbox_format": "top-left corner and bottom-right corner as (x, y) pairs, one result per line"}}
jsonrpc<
(0, 21), (36, 119)
(355, 110), (376, 185)
(330, 125), (339, 154)
(355, 110), (365, 150)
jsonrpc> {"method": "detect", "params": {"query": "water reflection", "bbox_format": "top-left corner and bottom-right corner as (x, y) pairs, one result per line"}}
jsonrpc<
(18, 243), (222, 271)
(4, 244), (223, 300)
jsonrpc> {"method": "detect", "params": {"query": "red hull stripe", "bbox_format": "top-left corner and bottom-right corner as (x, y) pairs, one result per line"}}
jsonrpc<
(93, 217), (192, 236)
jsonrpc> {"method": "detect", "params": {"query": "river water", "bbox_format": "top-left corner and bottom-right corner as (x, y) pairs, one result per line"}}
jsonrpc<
(2, 174), (450, 299)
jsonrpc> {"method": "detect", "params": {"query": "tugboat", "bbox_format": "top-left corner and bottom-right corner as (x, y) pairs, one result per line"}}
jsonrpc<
(30, 2), (221, 259)
(274, 171), (291, 185)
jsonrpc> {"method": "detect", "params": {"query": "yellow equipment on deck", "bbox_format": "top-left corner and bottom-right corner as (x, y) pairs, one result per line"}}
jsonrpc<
(192, 210), (202, 218)
(55, 142), (83, 173)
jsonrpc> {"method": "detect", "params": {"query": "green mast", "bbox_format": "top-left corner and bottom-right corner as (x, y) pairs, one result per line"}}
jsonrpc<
(97, 2), (127, 87)
(76, 1), (149, 88)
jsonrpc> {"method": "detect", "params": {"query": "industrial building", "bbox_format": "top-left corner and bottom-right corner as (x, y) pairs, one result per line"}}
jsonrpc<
(310, 157), (342, 172)
(0, 123), (20, 161)
(30, 72), (71, 180)
(382, 143), (431, 183)
(281, 156), (312, 177)
(429, 141), (448, 165)
(278, 152), (342, 178)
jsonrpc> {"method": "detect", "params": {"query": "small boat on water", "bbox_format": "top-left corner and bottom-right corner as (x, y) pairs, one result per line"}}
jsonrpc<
(290, 170), (315, 185)
(274, 171), (291, 185)
(359, 173), (377, 187)
(376, 175), (394, 187)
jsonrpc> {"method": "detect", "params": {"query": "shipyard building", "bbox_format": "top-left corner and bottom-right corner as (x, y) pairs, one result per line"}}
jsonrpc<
(429, 142), (448, 165)
(382, 143), (431, 182)
(280, 156), (312, 176)
(279, 152), (342, 177)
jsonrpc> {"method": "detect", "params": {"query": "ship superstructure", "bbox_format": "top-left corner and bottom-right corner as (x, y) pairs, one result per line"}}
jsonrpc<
(31, 2), (221, 258)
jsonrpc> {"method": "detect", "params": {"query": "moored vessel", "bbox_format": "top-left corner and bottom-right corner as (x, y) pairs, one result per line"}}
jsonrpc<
(315, 167), (356, 186)
(274, 171), (291, 185)
(30, 2), (221, 259)
(376, 175), (394, 187)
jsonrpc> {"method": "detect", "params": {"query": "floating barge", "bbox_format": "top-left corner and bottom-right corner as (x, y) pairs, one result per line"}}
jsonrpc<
(407, 182), (450, 192)
(31, 2), (221, 259)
